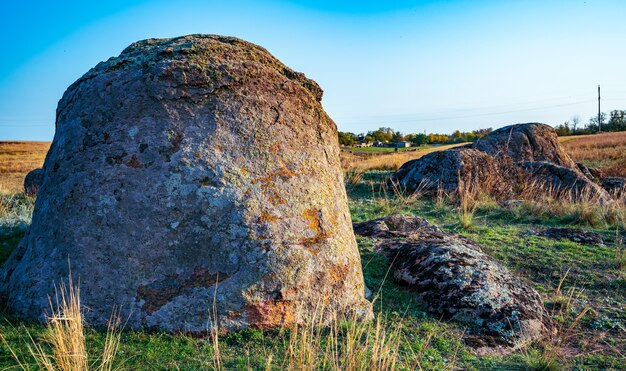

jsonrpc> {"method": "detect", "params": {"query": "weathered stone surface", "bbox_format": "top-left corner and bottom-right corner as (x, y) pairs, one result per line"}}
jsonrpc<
(525, 227), (604, 245)
(576, 162), (602, 180)
(472, 123), (576, 168)
(354, 214), (548, 346)
(600, 177), (626, 199)
(391, 123), (612, 202)
(23, 168), (43, 195)
(393, 147), (501, 195)
(0, 35), (372, 332)
(518, 161), (609, 202)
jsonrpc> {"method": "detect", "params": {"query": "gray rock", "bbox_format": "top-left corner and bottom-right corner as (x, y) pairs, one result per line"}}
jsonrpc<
(526, 227), (604, 245)
(393, 146), (501, 195)
(391, 123), (612, 202)
(0, 35), (372, 333)
(354, 214), (549, 346)
(518, 161), (609, 202)
(600, 177), (626, 199)
(23, 168), (43, 195)
(472, 123), (576, 168)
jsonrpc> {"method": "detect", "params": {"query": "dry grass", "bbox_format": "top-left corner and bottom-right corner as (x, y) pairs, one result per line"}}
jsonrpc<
(561, 131), (626, 177)
(279, 314), (401, 370)
(519, 272), (591, 371)
(0, 141), (50, 194)
(1, 273), (122, 371)
(341, 143), (467, 171)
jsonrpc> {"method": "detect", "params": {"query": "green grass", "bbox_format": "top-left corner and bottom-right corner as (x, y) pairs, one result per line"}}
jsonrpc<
(1, 171), (625, 370)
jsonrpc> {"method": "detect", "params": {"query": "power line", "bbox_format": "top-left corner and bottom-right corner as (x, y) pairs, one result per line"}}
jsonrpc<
(340, 100), (595, 125)
(0, 124), (51, 127)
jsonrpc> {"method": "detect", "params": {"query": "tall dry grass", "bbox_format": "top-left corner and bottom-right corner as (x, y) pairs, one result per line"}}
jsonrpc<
(519, 271), (591, 371)
(561, 131), (626, 177)
(1, 273), (122, 371)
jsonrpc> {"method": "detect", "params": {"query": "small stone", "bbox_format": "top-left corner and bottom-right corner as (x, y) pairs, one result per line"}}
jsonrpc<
(23, 168), (43, 195)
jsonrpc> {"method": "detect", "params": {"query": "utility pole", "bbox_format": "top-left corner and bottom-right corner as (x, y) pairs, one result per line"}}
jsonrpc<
(598, 85), (602, 132)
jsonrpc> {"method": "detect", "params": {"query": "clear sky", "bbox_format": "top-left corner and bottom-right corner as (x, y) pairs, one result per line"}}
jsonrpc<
(1, 0), (625, 140)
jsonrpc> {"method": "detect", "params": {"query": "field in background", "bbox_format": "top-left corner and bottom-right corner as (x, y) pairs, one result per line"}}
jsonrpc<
(0, 132), (624, 194)
(341, 132), (626, 173)
(343, 145), (423, 153)
(0, 141), (50, 193)
(341, 143), (467, 171)
(561, 131), (626, 177)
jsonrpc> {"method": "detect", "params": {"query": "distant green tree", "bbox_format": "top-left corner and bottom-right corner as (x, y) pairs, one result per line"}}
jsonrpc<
(554, 121), (571, 136)
(406, 133), (428, 146)
(337, 131), (357, 146)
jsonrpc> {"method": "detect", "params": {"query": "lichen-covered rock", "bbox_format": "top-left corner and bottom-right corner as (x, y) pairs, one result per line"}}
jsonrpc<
(518, 161), (609, 202)
(23, 168), (43, 195)
(391, 123), (612, 202)
(472, 123), (576, 168)
(600, 177), (626, 199)
(0, 35), (372, 332)
(526, 227), (604, 245)
(354, 214), (548, 346)
(393, 147), (501, 195)
(576, 162), (602, 180)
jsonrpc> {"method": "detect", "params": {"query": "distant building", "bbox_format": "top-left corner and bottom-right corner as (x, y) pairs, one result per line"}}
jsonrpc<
(395, 141), (411, 148)
(373, 140), (384, 147)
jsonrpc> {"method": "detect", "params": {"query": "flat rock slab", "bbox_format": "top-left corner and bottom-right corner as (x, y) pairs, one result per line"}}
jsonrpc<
(354, 214), (549, 347)
(524, 227), (605, 245)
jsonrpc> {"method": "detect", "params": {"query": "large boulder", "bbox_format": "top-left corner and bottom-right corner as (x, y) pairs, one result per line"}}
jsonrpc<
(393, 146), (501, 195)
(472, 123), (576, 168)
(518, 161), (609, 202)
(23, 168), (43, 195)
(354, 214), (549, 346)
(600, 177), (626, 199)
(0, 35), (372, 332)
(392, 123), (611, 202)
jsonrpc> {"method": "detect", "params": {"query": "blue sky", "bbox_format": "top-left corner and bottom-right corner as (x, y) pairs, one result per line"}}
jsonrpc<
(1, 0), (625, 140)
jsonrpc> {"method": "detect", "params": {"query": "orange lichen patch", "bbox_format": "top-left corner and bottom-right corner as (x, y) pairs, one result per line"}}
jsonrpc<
(227, 310), (242, 320)
(268, 191), (286, 206)
(194, 152), (202, 158)
(270, 142), (281, 154)
(258, 210), (280, 224)
(299, 208), (330, 251)
(214, 144), (224, 151)
(328, 264), (350, 288)
(245, 299), (297, 329)
(126, 154), (142, 168)
(251, 166), (298, 186)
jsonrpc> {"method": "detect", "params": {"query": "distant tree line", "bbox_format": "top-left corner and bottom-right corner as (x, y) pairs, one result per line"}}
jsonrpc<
(338, 127), (493, 146)
(554, 110), (626, 136)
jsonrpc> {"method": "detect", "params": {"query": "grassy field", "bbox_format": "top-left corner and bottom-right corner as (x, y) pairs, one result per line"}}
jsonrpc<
(561, 131), (626, 177)
(341, 143), (467, 171)
(0, 134), (625, 369)
(342, 145), (423, 153)
(0, 141), (50, 194)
